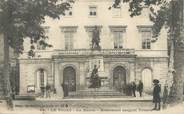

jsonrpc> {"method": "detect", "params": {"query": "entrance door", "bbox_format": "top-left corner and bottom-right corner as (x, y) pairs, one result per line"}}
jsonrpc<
(142, 68), (152, 91)
(63, 67), (76, 92)
(113, 66), (126, 91)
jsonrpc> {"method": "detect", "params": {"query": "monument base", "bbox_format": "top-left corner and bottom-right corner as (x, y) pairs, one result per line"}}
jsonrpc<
(91, 46), (101, 51)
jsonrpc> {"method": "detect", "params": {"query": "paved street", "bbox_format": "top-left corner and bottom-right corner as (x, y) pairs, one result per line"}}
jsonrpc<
(0, 100), (8, 111)
(1, 99), (184, 113)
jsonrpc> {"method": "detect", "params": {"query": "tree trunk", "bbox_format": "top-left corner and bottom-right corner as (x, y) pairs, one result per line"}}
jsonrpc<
(171, 46), (184, 103)
(174, 0), (184, 103)
(168, 38), (174, 94)
(3, 33), (12, 98)
(168, 0), (184, 104)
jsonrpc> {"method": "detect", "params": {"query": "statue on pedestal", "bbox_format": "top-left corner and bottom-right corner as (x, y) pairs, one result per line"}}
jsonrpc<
(92, 26), (101, 50)
(89, 65), (101, 88)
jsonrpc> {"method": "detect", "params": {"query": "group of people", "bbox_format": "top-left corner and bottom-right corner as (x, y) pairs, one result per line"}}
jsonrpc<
(130, 79), (168, 111)
(130, 80), (143, 97)
(41, 78), (167, 111)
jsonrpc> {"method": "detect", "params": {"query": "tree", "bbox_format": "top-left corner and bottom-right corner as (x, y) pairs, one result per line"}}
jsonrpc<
(111, 0), (183, 103)
(0, 0), (73, 103)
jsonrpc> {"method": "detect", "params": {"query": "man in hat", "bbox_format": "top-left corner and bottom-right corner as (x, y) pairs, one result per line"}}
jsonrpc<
(152, 79), (161, 110)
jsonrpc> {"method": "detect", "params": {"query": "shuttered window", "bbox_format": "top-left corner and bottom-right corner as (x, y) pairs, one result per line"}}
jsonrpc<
(142, 31), (151, 49)
(64, 32), (74, 50)
(113, 31), (123, 49)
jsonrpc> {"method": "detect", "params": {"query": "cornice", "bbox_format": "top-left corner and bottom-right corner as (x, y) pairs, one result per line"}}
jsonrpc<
(109, 25), (127, 32)
(60, 26), (78, 32)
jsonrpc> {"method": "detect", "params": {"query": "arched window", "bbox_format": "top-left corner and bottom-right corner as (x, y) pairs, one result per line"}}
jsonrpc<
(36, 69), (47, 88)
(142, 68), (152, 90)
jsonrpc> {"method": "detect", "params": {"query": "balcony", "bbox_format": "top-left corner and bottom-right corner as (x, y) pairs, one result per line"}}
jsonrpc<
(20, 49), (136, 59)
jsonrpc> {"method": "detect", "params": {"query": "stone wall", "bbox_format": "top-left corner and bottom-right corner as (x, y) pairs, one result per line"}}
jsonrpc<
(136, 57), (168, 93)
(19, 59), (52, 95)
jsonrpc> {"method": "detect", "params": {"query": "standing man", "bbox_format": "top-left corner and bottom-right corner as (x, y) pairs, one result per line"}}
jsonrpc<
(62, 82), (69, 97)
(131, 82), (136, 97)
(162, 82), (168, 109)
(137, 80), (143, 97)
(46, 84), (51, 98)
(152, 79), (161, 110)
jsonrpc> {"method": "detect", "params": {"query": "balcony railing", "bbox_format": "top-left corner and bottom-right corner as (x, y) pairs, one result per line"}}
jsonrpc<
(56, 49), (135, 56)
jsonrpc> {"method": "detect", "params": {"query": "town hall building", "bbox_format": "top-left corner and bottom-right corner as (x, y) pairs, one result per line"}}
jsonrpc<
(18, 0), (168, 98)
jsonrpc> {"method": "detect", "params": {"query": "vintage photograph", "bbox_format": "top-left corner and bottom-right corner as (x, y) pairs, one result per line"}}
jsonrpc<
(0, 0), (184, 113)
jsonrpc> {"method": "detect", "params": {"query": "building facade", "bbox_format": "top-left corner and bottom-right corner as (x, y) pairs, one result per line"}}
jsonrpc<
(19, 0), (168, 98)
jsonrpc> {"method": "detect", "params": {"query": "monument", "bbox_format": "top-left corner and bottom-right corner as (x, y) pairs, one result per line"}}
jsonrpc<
(91, 26), (101, 50)
(88, 26), (104, 88)
(89, 65), (101, 88)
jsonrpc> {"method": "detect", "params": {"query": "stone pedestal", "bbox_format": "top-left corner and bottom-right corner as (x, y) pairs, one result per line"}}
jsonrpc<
(87, 51), (110, 89)
(89, 55), (104, 72)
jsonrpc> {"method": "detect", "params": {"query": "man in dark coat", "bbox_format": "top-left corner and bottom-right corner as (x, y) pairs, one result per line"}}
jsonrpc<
(152, 79), (161, 110)
(162, 83), (168, 109)
(62, 82), (69, 97)
(131, 82), (136, 97)
(137, 80), (143, 97)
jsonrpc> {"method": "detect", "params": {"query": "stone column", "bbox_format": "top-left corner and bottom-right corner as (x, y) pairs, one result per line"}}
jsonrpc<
(79, 62), (85, 90)
(53, 59), (64, 98)
(135, 63), (141, 83)
(105, 62), (111, 89)
(109, 63), (114, 90)
(129, 62), (136, 82)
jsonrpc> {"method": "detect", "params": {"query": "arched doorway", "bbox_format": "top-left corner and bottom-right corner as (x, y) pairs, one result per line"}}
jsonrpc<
(63, 67), (76, 92)
(113, 66), (126, 91)
(142, 68), (152, 92)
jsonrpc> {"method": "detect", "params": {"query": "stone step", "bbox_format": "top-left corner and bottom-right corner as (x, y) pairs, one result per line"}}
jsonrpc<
(68, 90), (125, 97)
(0, 81), (4, 97)
(0, 69), (3, 97)
(15, 95), (36, 100)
